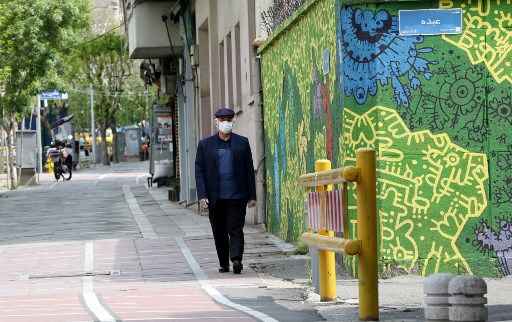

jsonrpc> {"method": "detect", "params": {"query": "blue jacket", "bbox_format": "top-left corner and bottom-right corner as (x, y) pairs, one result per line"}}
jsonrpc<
(195, 133), (256, 206)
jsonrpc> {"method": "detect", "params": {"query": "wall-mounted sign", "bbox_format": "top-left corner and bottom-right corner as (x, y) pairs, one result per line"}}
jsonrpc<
(399, 8), (463, 36)
(156, 115), (173, 144)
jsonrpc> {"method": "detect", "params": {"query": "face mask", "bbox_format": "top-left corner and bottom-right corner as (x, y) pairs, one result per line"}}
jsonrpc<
(218, 121), (233, 134)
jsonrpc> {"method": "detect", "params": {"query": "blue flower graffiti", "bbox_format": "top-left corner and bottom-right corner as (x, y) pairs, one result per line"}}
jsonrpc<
(340, 7), (435, 106)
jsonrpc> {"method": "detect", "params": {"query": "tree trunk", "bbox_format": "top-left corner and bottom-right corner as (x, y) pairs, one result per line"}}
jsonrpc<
(101, 128), (110, 166)
(1, 127), (8, 190)
(6, 120), (16, 190)
(112, 123), (120, 164)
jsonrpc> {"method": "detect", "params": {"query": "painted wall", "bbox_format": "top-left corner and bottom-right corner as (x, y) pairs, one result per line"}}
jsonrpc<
(261, 0), (340, 242)
(261, 0), (512, 277)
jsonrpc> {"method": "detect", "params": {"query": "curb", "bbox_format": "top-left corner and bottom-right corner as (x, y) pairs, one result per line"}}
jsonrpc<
(265, 232), (297, 255)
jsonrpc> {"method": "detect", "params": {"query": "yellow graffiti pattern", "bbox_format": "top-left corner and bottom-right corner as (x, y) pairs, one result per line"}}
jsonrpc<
(343, 106), (489, 275)
(440, 0), (512, 84)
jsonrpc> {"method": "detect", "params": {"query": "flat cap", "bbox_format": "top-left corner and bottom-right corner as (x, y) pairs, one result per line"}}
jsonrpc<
(214, 107), (235, 118)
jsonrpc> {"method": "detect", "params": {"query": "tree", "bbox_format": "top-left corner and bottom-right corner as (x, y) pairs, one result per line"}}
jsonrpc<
(0, 0), (89, 189)
(117, 77), (152, 127)
(71, 32), (133, 165)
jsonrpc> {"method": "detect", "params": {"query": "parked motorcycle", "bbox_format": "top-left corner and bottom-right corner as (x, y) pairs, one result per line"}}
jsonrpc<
(48, 145), (72, 181)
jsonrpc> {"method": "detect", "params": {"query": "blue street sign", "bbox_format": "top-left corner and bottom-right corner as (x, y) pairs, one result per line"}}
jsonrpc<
(40, 90), (68, 100)
(399, 8), (463, 36)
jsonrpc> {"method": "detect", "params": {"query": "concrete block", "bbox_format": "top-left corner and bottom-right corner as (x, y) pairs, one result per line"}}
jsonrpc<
(448, 276), (488, 322)
(449, 275), (487, 296)
(449, 305), (488, 322)
(424, 273), (455, 321)
(449, 295), (487, 305)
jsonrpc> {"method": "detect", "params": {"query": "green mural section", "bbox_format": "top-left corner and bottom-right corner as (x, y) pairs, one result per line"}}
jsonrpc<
(339, 0), (512, 277)
(343, 106), (489, 275)
(260, 0), (339, 242)
(261, 0), (512, 277)
(440, 0), (512, 84)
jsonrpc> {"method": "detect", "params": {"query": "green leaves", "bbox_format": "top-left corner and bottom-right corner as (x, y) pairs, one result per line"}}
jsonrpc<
(0, 0), (90, 119)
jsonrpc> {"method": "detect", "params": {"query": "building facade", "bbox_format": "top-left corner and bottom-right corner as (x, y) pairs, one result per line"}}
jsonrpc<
(93, 0), (122, 33)
(259, 0), (512, 277)
(193, 0), (265, 223)
(122, 0), (266, 224)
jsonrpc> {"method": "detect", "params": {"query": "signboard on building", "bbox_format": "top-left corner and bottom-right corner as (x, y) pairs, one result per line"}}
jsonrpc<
(399, 8), (463, 36)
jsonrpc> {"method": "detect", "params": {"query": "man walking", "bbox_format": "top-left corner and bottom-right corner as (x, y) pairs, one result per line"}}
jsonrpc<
(195, 107), (256, 274)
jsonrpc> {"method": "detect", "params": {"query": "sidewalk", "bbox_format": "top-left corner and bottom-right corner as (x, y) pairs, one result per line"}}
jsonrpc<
(254, 255), (512, 322)
(160, 190), (512, 322)
(0, 169), (323, 322)
(147, 187), (323, 322)
(2, 167), (510, 322)
(304, 274), (512, 322)
(253, 254), (512, 322)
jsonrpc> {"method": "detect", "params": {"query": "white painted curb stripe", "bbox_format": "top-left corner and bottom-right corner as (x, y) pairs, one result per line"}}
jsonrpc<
(135, 174), (148, 185)
(82, 241), (116, 322)
(123, 185), (158, 239)
(175, 237), (279, 322)
(95, 173), (110, 186)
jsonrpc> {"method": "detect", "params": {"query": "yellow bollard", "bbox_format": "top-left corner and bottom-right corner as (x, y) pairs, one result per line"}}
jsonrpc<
(356, 149), (379, 320)
(315, 159), (337, 302)
(47, 158), (54, 174)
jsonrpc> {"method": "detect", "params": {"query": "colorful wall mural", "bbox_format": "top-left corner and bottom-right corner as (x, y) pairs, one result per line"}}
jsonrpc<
(260, 0), (341, 242)
(260, 0), (512, 277)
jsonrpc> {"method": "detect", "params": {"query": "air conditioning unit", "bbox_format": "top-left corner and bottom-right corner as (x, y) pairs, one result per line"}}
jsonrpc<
(127, 1), (183, 59)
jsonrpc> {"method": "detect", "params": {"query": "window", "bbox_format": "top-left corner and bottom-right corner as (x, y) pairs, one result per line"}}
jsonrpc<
(226, 32), (233, 108)
(219, 41), (225, 105)
(234, 23), (242, 111)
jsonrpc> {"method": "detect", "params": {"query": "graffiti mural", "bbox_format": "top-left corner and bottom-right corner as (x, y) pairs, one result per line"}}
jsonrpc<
(260, 0), (512, 277)
(337, 1), (512, 277)
(310, 48), (337, 164)
(440, 0), (512, 84)
(475, 219), (512, 276)
(343, 106), (488, 274)
(341, 6), (435, 107)
(260, 0), (339, 241)
(409, 59), (489, 151)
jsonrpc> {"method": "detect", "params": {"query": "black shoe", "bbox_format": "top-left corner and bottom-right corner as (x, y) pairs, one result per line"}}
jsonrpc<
(219, 266), (230, 273)
(233, 260), (243, 274)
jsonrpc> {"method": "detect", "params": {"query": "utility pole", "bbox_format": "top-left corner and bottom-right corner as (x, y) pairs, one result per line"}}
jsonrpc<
(36, 95), (42, 178)
(145, 89), (152, 173)
(90, 85), (96, 164)
(145, 89), (149, 120)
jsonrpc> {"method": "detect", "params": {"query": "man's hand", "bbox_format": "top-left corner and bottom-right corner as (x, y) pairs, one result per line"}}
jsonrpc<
(247, 200), (256, 208)
(199, 198), (209, 210)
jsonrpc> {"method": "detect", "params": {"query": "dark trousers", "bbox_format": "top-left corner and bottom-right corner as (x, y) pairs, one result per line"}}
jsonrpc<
(208, 199), (247, 268)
